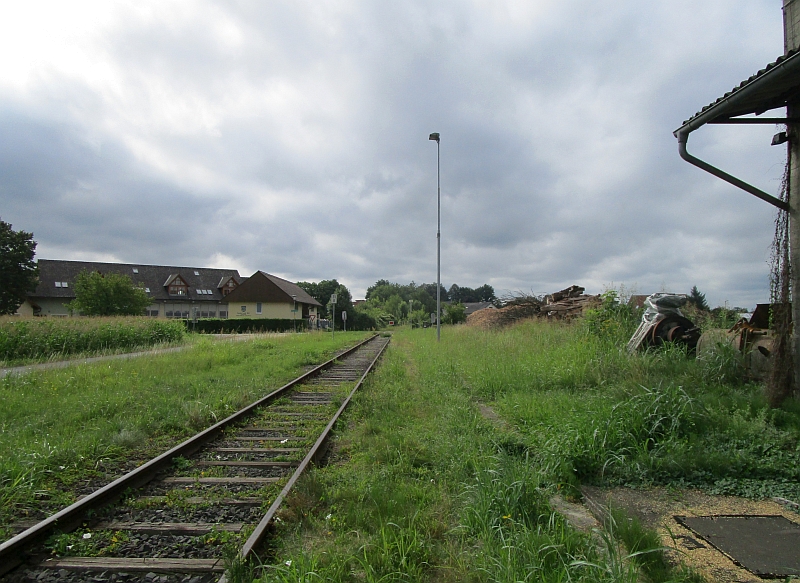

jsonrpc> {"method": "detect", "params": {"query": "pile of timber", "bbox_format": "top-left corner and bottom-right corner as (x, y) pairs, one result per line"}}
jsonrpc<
(466, 285), (600, 330)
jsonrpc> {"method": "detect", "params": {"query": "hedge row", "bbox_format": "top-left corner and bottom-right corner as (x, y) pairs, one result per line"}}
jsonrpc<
(0, 317), (186, 362)
(188, 318), (307, 334)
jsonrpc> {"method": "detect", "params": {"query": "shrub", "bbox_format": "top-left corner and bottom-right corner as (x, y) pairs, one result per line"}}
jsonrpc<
(584, 290), (641, 343)
(67, 270), (151, 316)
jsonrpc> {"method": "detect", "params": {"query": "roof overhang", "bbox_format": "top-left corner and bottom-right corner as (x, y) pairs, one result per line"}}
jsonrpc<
(673, 50), (800, 212)
(675, 49), (800, 138)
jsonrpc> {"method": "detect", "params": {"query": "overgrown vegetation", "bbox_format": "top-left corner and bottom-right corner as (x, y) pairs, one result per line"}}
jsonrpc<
(257, 311), (799, 582)
(0, 316), (185, 364)
(0, 332), (367, 540)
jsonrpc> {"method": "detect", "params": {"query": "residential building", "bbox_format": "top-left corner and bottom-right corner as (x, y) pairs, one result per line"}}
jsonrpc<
(222, 271), (321, 322)
(18, 259), (242, 318)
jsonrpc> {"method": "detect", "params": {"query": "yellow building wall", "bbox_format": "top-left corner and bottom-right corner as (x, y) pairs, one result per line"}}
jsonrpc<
(230, 302), (317, 319)
(15, 300), (35, 317)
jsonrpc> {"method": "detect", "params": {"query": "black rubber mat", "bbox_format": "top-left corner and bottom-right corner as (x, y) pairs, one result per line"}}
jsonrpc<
(675, 515), (800, 578)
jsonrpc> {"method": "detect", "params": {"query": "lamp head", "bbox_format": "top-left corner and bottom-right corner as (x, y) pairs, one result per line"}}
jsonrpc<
(429, 132), (440, 143)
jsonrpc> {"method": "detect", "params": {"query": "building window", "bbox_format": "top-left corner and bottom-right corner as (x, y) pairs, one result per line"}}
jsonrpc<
(55, 282), (61, 288)
(220, 310), (227, 318)
(209, 310), (216, 318)
(145, 287), (150, 293)
(132, 268), (138, 274)
(241, 306), (246, 312)
(169, 284), (187, 296)
(194, 270), (200, 275)
(165, 310), (173, 317)
(256, 302), (262, 314)
(62, 282), (68, 288)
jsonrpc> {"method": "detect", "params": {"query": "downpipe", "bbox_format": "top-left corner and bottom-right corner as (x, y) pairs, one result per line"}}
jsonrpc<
(677, 131), (789, 211)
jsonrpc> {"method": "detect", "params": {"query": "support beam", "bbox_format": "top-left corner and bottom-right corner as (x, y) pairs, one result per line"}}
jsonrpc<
(784, 0), (800, 395)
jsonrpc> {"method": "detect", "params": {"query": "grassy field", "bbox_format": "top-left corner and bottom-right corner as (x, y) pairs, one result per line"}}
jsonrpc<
(254, 321), (800, 583)
(0, 331), (369, 540)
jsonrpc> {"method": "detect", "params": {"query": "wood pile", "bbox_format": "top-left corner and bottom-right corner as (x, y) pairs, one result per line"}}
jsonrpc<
(466, 285), (600, 330)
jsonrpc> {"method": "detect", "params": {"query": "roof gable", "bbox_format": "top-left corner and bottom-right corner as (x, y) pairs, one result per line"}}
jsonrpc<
(223, 272), (321, 306)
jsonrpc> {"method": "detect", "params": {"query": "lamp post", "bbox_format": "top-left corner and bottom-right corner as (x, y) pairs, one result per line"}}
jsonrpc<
(429, 132), (441, 341)
(291, 294), (297, 333)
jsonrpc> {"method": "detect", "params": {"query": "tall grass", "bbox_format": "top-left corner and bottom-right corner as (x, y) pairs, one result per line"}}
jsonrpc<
(412, 321), (800, 499)
(256, 331), (651, 582)
(0, 317), (185, 363)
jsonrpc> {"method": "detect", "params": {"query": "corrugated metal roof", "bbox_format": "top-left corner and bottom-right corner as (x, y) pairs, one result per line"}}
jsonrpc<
(675, 49), (800, 135)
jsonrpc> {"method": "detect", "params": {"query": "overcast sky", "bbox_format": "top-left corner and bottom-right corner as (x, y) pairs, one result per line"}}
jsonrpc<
(0, 1), (789, 306)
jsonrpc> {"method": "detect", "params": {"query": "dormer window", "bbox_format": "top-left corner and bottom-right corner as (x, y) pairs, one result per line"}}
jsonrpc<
(221, 278), (238, 296)
(165, 274), (189, 296)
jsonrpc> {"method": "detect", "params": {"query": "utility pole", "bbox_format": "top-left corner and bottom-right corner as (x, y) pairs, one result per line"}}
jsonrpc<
(429, 132), (441, 341)
(785, 0), (800, 394)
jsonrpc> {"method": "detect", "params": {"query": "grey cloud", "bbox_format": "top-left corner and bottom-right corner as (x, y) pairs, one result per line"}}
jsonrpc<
(0, 0), (788, 308)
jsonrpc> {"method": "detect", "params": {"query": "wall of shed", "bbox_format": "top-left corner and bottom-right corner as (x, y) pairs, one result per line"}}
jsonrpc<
(785, 0), (800, 52)
(785, 0), (800, 396)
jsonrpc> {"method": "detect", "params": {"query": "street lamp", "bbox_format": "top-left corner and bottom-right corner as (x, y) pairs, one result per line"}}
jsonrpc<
(291, 294), (297, 333)
(429, 131), (441, 342)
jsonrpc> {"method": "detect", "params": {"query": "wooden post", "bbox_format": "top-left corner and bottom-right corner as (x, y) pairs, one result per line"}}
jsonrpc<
(785, 0), (800, 395)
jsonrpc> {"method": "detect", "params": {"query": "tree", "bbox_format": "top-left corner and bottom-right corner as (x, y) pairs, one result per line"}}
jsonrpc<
(297, 279), (341, 318)
(687, 285), (709, 311)
(67, 270), (151, 316)
(474, 284), (496, 303)
(0, 219), (38, 314)
(442, 302), (467, 325)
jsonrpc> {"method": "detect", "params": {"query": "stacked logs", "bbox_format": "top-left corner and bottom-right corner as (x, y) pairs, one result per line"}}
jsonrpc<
(466, 285), (600, 330)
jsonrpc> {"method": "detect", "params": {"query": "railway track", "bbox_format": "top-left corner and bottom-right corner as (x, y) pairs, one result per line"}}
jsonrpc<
(0, 334), (390, 583)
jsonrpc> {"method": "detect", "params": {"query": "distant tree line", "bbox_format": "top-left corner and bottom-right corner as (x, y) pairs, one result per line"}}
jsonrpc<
(295, 278), (496, 330)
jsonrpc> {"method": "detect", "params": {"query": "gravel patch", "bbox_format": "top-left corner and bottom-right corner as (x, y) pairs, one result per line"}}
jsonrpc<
(114, 504), (263, 524)
(3, 569), (214, 583)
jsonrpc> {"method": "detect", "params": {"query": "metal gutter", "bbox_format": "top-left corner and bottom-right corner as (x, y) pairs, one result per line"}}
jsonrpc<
(674, 50), (800, 136)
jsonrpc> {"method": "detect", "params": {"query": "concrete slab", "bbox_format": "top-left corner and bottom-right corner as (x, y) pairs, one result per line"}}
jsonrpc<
(581, 486), (800, 582)
(676, 515), (800, 578)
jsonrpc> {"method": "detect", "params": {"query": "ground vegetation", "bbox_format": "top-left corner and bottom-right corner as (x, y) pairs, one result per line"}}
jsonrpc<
(257, 308), (799, 582)
(0, 219), (37, 315)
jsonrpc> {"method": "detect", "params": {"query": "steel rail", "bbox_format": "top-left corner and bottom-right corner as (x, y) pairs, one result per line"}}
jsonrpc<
(215, 335), (389, 583)
(0, 334), (378, 576)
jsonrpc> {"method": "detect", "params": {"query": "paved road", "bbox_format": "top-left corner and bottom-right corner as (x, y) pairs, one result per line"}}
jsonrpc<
(0, 333), (289, 378)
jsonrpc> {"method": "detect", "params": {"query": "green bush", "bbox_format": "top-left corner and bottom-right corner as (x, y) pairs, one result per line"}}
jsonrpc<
(584, 290), (641, 342)
(0, 317), (185, 362)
